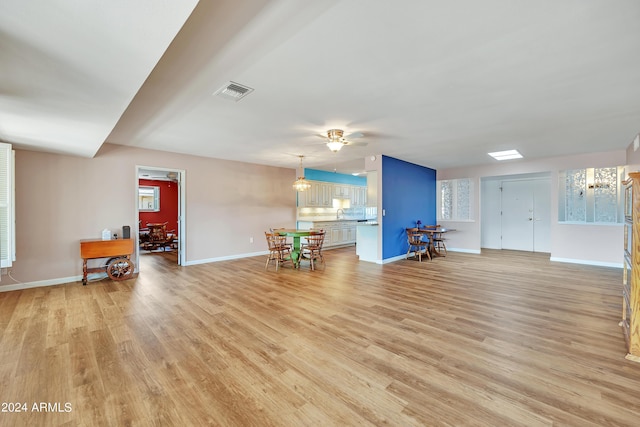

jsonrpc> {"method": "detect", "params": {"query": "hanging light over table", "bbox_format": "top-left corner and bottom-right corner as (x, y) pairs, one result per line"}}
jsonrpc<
(293, 155), (311, 191)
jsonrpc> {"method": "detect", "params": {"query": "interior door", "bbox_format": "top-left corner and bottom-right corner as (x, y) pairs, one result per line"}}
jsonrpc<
(501, 180), (534, 251)
(501, 178), (551, 252)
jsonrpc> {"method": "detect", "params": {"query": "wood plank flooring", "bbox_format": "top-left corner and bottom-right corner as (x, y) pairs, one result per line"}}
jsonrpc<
(1, 247), (638, 426)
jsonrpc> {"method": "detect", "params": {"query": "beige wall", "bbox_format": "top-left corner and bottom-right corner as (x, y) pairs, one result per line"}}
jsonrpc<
(8, 143), (296, 289)
(437, 149), (627, 266)
(626, 135), (640, 172)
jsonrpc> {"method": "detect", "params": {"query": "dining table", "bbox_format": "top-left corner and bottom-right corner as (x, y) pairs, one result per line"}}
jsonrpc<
(420, 227), (454, 257)
(275, 229), (313, 267)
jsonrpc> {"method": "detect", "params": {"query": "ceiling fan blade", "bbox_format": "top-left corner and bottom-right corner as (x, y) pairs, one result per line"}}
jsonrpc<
(345, 140), (368, 147)
(344, 131), (364, 139)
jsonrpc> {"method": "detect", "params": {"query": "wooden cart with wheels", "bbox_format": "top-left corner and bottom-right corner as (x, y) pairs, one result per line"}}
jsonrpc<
(80, 238), (135, 285)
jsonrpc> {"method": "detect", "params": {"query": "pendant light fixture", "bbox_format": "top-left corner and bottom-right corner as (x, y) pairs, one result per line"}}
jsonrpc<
(292, 155), (311, 191)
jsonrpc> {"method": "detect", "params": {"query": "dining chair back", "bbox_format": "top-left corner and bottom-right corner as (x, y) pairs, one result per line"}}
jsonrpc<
(301, 230), (326, 270)
(144, 222), (176, 251)
(265, 232), (292, 271)
(406, 227), (430, 262)
(270, 228), (292, 248)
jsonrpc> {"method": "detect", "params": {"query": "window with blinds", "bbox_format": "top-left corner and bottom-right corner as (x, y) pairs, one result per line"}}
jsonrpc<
(437, 178), (474, 221)
(0, 143), (15, 268)
(558, 166), (623, 224)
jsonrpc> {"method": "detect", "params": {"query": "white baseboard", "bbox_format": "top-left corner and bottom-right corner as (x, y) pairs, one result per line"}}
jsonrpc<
(381, 253), (412, 264)
(0, 275), (82, 292)
(184, 250), (270, 266)
(550, 257), (623, 268)
(448, 248), (481, 254)
(4, 250), (619, 293)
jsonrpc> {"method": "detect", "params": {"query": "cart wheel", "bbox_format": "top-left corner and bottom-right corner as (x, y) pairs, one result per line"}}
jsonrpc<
(106, 257), (134, 281)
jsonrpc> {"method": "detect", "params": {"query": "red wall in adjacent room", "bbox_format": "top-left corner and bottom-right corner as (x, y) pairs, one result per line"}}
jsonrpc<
(138, 179), (179, 234)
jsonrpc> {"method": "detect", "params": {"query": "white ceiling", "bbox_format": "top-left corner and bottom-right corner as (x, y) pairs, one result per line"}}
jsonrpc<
(2, 0), (640, 174)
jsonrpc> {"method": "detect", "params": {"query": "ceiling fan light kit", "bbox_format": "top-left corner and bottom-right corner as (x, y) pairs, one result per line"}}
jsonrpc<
(326, 129), (345, 152)
(323, 128), (367, 153)
(326, 141), (345, 152)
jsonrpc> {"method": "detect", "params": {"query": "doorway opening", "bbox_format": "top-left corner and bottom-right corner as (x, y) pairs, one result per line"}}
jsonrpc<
(135, 166), (186, 272)
(481, 172), (551, 253)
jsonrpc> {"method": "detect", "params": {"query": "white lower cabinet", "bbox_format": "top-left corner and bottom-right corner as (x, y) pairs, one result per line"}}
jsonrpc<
(296, 220), (357, 248)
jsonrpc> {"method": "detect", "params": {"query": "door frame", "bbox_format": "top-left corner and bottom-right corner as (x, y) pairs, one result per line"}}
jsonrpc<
(135, 165), (186, 267)
(480, 172), (551, 252)
(500, 177), (551, 252)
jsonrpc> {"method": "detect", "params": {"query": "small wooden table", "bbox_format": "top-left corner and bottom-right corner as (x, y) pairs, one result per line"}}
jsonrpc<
(420, 228), (454, 257)
(80, 238), (135, 285)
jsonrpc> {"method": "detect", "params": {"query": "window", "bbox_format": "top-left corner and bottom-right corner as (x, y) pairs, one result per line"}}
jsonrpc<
(138, 186), (160, 212)
(0, 143), (15, 268)
(437, 178), (474, 221)
(558, 166), (623, 223)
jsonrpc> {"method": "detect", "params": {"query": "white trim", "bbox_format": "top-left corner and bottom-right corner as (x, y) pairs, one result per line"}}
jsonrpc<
(357, 258), (383, 264)
(449, 248), (482, 254)
(0, 275), (82, 292)
(136, 165), (187, 266)
(550, 256), (623, 268)
(184, 250), (269, 266)
(380, 254), (410, 264)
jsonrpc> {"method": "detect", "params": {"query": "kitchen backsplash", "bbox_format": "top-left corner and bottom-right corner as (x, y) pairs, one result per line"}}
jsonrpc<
(297, 207), (377, 220)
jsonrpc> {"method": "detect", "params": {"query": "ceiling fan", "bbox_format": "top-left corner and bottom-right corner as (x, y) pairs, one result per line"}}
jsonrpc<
(318, 129), (367, 152)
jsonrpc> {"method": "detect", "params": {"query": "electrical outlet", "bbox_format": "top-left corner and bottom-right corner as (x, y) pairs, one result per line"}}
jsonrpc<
(249, 237), (254, 243)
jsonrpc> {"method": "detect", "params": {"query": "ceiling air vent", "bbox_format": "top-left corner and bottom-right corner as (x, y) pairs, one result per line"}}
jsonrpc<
(214, 81), (254, 102)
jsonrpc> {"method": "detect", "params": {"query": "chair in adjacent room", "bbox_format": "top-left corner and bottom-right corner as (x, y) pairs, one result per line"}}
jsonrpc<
(406, 227), (430, 262)
(265, 232), (292, 271)
(144, 222), (176, 251)
(300, 230), (326, 270)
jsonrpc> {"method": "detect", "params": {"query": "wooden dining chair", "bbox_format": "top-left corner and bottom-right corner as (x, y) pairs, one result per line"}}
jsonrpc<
(144, 222), (175, 251)
(406, 227), (430, 262)
(270, 228), (292, 249)
(265, 232), (292, 271)
(424, 224), (447, 256)
(300, 230), (326, 270)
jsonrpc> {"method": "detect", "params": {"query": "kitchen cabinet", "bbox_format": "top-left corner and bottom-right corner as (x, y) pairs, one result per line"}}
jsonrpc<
(351, 186), (367, 207)
(297, 181), (367, 208)
(333, 184), (350, 199)
(298, 181), (332, 207)
(296, 220), (357, 248)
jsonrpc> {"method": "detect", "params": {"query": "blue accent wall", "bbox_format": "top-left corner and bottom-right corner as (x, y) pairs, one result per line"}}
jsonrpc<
(304, 168), (366, 186)
(381, 156), (436, 260)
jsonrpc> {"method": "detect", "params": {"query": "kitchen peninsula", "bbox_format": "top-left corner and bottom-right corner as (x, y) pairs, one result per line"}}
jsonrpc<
(355, 221), (379, 262)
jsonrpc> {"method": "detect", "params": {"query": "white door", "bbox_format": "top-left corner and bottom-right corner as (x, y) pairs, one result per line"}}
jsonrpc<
(501, 179), (551, 252)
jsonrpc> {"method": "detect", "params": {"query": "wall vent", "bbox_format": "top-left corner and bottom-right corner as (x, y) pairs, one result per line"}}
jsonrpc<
(214, 81), (254, 101)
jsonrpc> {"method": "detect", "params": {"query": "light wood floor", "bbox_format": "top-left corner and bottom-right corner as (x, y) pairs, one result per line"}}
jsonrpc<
(1, 247), (638, 426)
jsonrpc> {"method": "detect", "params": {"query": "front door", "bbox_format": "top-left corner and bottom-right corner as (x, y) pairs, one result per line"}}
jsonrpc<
(501, 178), (550, 252)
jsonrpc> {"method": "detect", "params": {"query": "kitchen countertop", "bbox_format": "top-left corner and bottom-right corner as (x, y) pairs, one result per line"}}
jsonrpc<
(297, 218), (369, 222)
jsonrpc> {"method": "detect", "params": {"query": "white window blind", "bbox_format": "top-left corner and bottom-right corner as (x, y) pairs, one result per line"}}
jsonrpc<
(437, 178), (474, 221)
(0, 143), (15, 268)
(558, 166), (623, 223)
